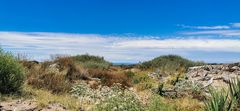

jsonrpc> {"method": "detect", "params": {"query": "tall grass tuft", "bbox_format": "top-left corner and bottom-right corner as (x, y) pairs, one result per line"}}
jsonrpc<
(229, 79), (240, 110)
(204, 89), (232, 111)
(204, 79), (240, 111)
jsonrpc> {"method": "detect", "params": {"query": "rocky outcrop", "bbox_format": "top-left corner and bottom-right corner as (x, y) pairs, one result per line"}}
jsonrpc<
(187, 63), (240, 88)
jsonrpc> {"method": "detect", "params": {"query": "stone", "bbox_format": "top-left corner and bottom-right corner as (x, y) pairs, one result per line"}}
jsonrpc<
(187, 62), (240, 88)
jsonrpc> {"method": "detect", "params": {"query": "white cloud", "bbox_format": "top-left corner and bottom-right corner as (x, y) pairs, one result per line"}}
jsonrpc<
(111, 39), (240, 50)
(0, 31), (240, 63)
(178, 24), (230, 30)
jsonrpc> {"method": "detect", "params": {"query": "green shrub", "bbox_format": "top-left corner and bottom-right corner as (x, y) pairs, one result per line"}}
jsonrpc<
(0, 49), (25, 94)
(139, 55), (204, 74)
(125, 71), (135, 78)
(229, 79), (240, 110)
(73, 54), (105, 62)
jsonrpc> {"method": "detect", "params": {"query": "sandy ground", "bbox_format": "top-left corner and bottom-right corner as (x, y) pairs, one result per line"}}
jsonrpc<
(0, 99), (68, 111)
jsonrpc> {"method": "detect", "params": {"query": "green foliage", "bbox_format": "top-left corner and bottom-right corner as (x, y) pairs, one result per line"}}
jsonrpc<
(229, 79), (240, 101)
(204, 89), (232, 111)
(147, 95), (175, 111)
(229, 79), (240, 110)
(73, 54), (111, 69)
(0, 49), (25, 94)
(204, 79), (240, 111)
(157, 83), (164, 96)
(133, 74), (151, 84)
(73, 54), (105, 63)
(81, 61), (110, 69)
(139, 55), (204, 74)
(125, 71), (135, 78)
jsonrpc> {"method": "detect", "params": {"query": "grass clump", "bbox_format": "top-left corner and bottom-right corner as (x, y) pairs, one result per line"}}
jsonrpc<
(0, 48), (25, 94)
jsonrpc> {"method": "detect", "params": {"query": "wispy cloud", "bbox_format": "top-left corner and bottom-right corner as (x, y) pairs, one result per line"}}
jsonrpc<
(0, 31), (240, 63)
(231, 23), (240, 28)
(181, 30), (240, 36)
(178, 24), (230, 30)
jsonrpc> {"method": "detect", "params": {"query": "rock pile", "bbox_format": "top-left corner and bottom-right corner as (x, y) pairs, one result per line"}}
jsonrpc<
(187, 63), (240, 88)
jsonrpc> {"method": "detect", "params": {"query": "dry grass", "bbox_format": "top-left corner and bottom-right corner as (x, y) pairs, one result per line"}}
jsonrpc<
(54, 56), (74, 71)
(132, 71), (158, 91)
(168, 97), (203, 111)
(147, 95), (203, 111)
(66, 64), (89, 82)
(28, 72), (72, 93)
(88, 69), (132, 87)
(23, 85), (82, 110)
(25, 61), (72, 93)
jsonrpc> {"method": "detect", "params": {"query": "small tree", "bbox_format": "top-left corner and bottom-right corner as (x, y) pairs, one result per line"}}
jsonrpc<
(0, 48), (25, 94)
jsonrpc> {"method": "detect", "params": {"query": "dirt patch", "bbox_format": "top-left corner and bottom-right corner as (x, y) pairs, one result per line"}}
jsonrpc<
(0, 99), (68, 111)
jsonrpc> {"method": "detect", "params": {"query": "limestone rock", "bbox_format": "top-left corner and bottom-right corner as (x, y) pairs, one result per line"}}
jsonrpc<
(187, 62), (240, 88)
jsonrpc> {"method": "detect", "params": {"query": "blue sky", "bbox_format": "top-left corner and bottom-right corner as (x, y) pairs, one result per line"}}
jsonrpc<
(0, 0), (240, 63)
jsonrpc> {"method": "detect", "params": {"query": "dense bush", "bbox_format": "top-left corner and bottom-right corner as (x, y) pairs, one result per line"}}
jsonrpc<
(0, 49), (25, 94)
(139, 55), (204, 74)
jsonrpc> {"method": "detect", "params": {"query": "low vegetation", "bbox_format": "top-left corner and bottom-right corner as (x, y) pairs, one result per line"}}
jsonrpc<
(1, 47), (240, 111)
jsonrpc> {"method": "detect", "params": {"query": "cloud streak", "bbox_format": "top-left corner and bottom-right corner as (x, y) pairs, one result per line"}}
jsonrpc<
(182, 30), (240, 36)
(178, 25), (230, 30)
(231, 23), (240, 28)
